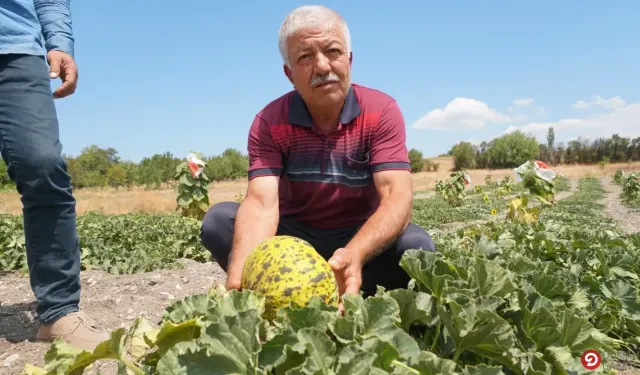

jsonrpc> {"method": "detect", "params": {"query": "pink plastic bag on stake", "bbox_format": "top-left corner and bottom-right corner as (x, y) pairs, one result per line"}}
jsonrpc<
(186, 153), (206, 178)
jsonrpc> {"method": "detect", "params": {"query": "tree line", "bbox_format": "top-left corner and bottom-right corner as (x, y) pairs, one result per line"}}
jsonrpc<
(0, 146), (249, 190)
(443, 128), (640, 171)
(0, 127), (638, 190)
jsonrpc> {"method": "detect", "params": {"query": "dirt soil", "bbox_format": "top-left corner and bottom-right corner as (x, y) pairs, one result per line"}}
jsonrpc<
(0, 259), (227, 374)
(600, 177), (640, 235)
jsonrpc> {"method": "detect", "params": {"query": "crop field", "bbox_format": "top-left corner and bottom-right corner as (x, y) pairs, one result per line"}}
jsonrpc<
(1, 160), (640, 374)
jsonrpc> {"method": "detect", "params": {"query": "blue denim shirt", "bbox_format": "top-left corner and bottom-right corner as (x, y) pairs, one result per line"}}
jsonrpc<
(0, 0), (74, 57)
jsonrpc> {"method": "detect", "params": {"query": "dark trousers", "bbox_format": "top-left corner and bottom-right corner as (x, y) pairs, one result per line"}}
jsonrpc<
(200, 201), (435, 296)
(0, 54), (80, 323)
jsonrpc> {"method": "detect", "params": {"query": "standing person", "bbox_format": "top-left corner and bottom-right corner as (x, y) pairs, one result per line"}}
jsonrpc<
(200, 5), (435, 300)
(0, 1), (108, 350)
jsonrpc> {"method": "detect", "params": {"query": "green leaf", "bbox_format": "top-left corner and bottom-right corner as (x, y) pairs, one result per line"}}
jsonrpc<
(474, 257), (518, 298)
(163, 293), (218, 323)
(400, 250), (461, 298)
(196, 310), (263, 372)
(461, 364), (506, 374)
(384, 289), (438, 330)
(409, 351), (458, 375)
(156, 341), (248, 375)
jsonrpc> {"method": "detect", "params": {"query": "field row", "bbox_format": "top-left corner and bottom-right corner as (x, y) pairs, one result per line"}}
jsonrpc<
(0, 174), (569, 276)
(14, 174), (640, 374)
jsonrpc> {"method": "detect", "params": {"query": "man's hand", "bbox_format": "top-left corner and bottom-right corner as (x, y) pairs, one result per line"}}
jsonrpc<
(225, 272), (242, 291)
(328, 247), (363, 312)
(47, 50), (78, 98)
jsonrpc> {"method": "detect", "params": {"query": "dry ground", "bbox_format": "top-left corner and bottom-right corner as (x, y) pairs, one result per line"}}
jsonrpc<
(1, 161), (640, 374)
(0, 157), (638, 216)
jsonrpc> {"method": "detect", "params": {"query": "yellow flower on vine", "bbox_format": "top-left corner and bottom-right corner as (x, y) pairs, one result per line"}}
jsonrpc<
(491, 208), (497, 215)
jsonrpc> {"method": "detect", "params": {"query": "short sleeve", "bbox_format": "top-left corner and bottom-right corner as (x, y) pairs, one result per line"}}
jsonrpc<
(369, 100), (411, 172)
(247, 115), (283, 180)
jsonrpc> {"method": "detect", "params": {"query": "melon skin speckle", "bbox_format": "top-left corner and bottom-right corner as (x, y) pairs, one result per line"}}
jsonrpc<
(241, 235), (340, 320)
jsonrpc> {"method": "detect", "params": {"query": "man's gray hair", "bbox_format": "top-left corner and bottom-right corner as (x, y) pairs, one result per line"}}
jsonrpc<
(278, 5), (351, 67)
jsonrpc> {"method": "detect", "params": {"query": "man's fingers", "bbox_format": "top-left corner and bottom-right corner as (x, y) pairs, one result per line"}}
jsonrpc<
(48, 57), (61, 79)
(53, 64), (78, 99)
(328, 255), (345, 270)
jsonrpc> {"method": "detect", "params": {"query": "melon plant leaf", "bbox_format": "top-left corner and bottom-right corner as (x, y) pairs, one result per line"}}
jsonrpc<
(360, 330), (421, 365)
(156, 341), (247, 375)
(39, 328), (130, 375)
(334, 345), (378, 375)
(461, 364), (506, 375)
(474, 235), (502, 260)
(21, 364), (47, 375)
(213, 289), (266, 317)
(193, 310), (263, 373)
(144, 318), (203, 363)
(259, 326), (299, 370)
(162, 293), (217, 323)
(383, 289), (438, 331)
(408, 351), (458, 375)
(128, 316), (156, 360)
(357, 339), (399, 371)
(541, 345), (573, 374)
(288, 327), (337, 375)
(274, 302), (334, 333)
(608, 279), (640, 320)
(555, 308), (621, 355)
(328, 315), (357, 344)
(528, 273), (572, 302)
(399, 250), (459, 298)
(474, 256), (518, 298)
(438, 302), (521, 371)
(566, 289), (590, 311)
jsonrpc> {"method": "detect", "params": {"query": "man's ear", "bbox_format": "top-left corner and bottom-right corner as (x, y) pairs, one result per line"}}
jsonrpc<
(349, 51), (353, 66)
(283, 64), (294, 86)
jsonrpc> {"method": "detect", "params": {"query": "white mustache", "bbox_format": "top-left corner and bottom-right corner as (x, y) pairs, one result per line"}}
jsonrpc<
(311, 72), (340, 87)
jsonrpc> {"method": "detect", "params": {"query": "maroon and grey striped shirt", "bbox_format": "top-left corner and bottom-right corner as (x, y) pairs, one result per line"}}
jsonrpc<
(247, 83), (410, 229)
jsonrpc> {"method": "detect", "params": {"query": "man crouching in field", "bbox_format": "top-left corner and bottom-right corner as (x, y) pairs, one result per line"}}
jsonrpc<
(200, 5), (435, 298)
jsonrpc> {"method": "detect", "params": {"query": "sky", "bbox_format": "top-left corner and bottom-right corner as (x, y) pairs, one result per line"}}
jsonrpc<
(50, 0), (640, 162)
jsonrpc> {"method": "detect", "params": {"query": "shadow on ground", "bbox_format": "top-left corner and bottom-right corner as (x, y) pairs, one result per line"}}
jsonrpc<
(0, 302), (38, 343)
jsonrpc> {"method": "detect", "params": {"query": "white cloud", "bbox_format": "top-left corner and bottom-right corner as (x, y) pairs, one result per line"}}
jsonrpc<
(504, 97), (640, 142)
(412, 94), (638, 143)
(411, 97), (510, 130)
(508, 98), (535, 112)
(573, 95), (626, 110)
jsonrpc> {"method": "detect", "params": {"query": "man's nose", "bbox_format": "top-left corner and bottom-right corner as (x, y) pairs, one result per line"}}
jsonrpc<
(314, 53), (331, 74)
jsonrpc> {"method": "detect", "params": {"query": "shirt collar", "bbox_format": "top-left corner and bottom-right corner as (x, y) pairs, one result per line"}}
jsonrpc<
(288, 85), (361, 128)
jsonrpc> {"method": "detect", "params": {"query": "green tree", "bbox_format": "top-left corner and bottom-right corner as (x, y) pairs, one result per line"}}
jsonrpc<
(106, 164), (127, 189)
(546, 127), (555, 165)
(451, 141), (476, 170)
(408, 149), (425, 173)
(485, 131), (539, 169)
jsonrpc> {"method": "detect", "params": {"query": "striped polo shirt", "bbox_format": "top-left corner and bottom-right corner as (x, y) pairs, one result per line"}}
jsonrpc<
(247, 83), (410, 229)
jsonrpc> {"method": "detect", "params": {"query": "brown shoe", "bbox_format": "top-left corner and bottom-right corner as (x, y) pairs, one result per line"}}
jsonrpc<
(36, 311), (110, 351)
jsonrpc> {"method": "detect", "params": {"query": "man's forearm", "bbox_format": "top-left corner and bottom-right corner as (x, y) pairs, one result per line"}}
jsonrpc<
(345, 192), (412, 263)
(34, 0), (74, 56)
(227, 197), (279, 273)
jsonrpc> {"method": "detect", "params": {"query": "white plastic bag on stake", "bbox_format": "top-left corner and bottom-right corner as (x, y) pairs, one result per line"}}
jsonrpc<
(514, 160), (555, 182)
(463, 172), (472, 185)
(186, 152), (206, 178)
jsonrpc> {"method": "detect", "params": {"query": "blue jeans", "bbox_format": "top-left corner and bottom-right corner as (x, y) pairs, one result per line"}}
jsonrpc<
(0, 54), (80, 324)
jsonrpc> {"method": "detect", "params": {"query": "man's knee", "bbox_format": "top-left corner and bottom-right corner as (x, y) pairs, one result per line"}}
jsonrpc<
(395, 223), (436, 253)
(6, 148), (72, 200)
(200, 201), (239, 269)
